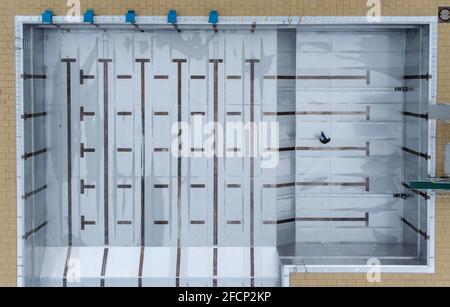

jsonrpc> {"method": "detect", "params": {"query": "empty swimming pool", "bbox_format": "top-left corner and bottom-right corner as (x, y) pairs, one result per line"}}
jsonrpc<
(16, 15), (437, 287)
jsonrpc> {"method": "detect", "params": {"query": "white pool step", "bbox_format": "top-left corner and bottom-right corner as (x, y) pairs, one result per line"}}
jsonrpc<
(39, 247), (280, 287)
